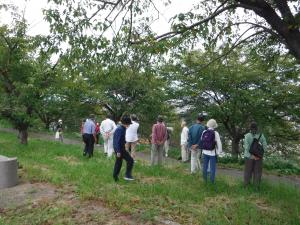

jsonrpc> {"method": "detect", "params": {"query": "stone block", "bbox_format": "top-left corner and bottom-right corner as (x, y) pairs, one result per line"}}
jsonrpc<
(0, 155), (18, 189)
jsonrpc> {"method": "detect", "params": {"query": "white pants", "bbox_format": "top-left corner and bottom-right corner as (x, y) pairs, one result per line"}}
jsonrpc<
(191, 149), (201, 173)
(103, 135), (114, 157)
(164, 139), (170, 156)
(181, 144), (189, 162)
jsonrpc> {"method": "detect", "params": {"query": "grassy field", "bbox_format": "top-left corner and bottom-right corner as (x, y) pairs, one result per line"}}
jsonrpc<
(0, 131), (299, 225)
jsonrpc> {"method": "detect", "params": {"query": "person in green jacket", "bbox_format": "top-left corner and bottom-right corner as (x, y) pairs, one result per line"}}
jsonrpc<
(243, 122), (267, 187)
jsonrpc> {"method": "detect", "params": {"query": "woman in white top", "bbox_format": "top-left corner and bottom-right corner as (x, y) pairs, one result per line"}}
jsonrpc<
(201, 119), (222, 184)
(125, 114), (139, 160)
(180, 121), (189, 162)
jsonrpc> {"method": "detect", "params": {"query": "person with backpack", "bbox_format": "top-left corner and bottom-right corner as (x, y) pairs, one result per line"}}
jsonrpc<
(201, 119), (222, 184)
(188, 114), (206, 174)
(243, 122), (267, 187)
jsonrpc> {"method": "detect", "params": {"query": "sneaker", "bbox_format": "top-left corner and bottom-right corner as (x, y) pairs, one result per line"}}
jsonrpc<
(124, 176), (134, 181)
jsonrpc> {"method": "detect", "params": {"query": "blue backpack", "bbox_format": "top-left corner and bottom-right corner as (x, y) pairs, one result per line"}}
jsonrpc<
(201, 129), (216, 150)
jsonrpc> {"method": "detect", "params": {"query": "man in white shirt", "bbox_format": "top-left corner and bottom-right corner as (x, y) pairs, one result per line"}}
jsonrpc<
(125, 114), (139, 160)
(180, 121), (189, 162)
(100, 114), (117, 158)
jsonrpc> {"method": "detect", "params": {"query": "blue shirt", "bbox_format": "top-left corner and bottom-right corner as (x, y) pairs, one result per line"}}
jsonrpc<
(188, 123), (205, 148)
(83, 119), (96, 134)
(113, 125), (126, 153)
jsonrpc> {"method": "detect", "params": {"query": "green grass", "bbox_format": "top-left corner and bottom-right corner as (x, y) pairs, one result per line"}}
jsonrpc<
(0, 131), (300, 224)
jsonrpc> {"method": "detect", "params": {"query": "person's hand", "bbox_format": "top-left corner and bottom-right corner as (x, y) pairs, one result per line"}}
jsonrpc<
(116, 153), (121, 158)
(254, 155), (260, 160)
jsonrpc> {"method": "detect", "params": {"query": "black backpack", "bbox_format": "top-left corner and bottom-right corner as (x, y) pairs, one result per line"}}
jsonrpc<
(249, 134), (264, 158)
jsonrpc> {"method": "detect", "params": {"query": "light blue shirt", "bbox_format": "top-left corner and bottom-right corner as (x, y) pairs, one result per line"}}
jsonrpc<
(83, 119), (96, 134)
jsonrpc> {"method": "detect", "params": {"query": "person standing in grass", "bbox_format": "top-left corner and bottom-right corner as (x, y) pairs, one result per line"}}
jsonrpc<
(55, 119), (64, 142)
(243, 122), (267, 188)
(188, 114), (206, 174)
(180, 121), (189, 162)
(113, 114), (134, 181)
(82, 114), (96, 158)
(125, 114), (139, 161)
(201, 119), (222, 184)
(100, 114), (117, 158)
(151, 115), (167, 166)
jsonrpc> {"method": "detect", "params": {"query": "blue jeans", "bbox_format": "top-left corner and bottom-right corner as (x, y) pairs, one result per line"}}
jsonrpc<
(203, 154), (217, 183)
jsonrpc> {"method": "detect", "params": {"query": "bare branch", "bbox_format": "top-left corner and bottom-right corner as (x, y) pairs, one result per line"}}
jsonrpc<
(93, 0), (121, 6)
(130, 3), (238, 44)
(185, 29), (265, 76)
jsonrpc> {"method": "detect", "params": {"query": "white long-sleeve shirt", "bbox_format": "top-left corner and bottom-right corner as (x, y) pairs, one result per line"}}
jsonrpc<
(180, 126), (189, 145)
(126, 121), (139, 142)
(202, 129), (222, 156)
(100, 118), (116, 136)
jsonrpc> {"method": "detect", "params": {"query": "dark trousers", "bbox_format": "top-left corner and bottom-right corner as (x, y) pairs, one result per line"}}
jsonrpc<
(83, 134), (95, 156)
(203, 154), (217, 183)
(244, 158), (263, 186)
(96, 133), (100, 144)
(113, 150), (134, 179)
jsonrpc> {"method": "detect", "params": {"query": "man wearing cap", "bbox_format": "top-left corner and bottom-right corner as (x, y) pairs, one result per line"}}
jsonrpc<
(188, 114), (206, 174)
(82, 114), (96, 158)
(113, 114), (134, 181)
(243, 122), (267, 187)
(151, 115), (167, 166)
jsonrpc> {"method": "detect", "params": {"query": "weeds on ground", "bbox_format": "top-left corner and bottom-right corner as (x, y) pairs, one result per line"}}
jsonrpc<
(0, 131), (299, 225)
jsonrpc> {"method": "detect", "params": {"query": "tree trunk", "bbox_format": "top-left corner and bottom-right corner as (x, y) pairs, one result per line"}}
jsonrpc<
(18, 129), (28, 145)
(231, 137), (240, 159)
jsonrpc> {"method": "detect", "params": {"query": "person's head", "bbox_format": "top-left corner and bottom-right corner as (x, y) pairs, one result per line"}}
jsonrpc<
(131, 114), (138, 122)
(58, 119), (62, 124)
(120, 114), (132, 128)
(96, 122), (99, 126)
(106, 113), (113, 120)
(207, 119), (218, 129)
(157, 115), (164, 123)
(197, 114), (205, 123)
(181, 120), (187, 128)
(89, 114), (95, 121)
(250, 122), (258, 134)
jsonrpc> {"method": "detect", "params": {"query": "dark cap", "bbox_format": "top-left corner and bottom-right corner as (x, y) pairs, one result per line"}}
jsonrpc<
(157, 115), (164, 123)
(250, 122), (258, 131)
(121, 115), (132, 125)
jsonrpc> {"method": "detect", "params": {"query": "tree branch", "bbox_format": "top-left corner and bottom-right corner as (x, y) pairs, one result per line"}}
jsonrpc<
(130, 3), (238, 44)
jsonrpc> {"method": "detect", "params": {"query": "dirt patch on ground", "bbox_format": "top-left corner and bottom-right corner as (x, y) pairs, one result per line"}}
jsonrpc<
(140, 176), (167, 185)
(56, 155), (81, 166)
(0, 182), (58, 209)
(0, 182), (155, 224)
